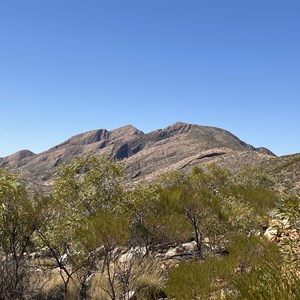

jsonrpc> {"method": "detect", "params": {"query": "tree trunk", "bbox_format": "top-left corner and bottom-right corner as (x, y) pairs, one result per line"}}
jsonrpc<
(190, 216), (203, 258)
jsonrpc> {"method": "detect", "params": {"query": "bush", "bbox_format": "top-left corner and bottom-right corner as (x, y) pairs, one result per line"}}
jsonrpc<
(165, 256), (234, 300)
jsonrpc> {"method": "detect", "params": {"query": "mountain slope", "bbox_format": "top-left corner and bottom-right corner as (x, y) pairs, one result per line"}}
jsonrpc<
(259, 153), (300, 194)
(0, 122), (276, 189)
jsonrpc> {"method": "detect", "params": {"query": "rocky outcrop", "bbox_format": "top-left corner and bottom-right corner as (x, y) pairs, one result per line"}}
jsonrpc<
(0, 122), (276, 189)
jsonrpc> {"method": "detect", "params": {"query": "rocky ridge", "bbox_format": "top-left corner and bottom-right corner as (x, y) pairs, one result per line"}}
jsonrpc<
(0, 122), (277, 189)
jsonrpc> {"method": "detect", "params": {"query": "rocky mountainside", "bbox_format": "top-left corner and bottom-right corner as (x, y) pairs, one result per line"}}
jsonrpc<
(0, 122), (278, 189)
(260, 153), (300, 194)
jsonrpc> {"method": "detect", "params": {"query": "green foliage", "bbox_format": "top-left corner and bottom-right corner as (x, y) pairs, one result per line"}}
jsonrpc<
(0, 171), (39, 254)
(37, 156), (126, 298)
(127, 184), (189, 250)
(125, 184), (161, 249)
(77, 211), (129, 252)
(166, 235), (286, 300)
(52, 155), (125, 218)
(179, 187), (229, 254)
(37, 193), (72, 247)
(219, 194), (255, 233)
(157, 170), (187, 188)
(235, 166), (275, 189)
(277, 195), (300, 226)
(0, 158), (290, 299)
(227, 236), (300, 300)
(0, 169), (44, 299)
(228, 264), (300, 300)
(222, 184), (277, 221)
(165, 256), (233, 300)
(188, 164), (230, 192)
(226, 234), (281, 271)
(276, 195), (300, 264)
(125, 184), (161, 216)
(166, 260), (211, 300)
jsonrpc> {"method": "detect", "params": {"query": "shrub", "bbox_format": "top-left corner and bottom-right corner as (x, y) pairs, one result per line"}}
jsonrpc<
(165, 256), (233, 300)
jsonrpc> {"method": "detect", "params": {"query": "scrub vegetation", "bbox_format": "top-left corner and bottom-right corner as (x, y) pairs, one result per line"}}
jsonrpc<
(0, 155), (299, 299)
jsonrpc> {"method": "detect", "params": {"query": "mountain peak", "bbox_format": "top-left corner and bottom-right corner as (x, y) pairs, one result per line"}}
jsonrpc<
(4, 149), (35, 162)
(109, 125), (144, 141)
(110, 124), (143, 135)
(0, 122), (276, 189)
(164, 122), (193, 134)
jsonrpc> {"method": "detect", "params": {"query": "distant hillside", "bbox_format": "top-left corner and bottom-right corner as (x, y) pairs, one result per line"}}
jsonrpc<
(260, 153), (300, 194)
(0, 122), (280, 190)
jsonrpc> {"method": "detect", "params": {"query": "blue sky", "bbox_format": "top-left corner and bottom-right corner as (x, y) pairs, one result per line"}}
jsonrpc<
(0, 0), (299, 157)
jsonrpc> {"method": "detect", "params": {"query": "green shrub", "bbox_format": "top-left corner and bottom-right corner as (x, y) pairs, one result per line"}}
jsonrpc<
(165, 256), (234, 300)
(225, 234), (300, 300)
(228, 261), (300, 300)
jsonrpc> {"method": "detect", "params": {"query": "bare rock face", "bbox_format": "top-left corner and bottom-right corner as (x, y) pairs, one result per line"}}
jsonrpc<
(0, 122), (276, 189)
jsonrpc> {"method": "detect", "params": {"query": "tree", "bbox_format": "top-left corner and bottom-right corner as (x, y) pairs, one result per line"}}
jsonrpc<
(36, 194), (82, 299)
(126, 184), (189, 253)
(36, 155), (126, 299)
(179, 187), (227, 256)
(0, 169), (43, 300)
(52, 155), (125, 218)
(76, 211), (130, 300)
(148, 166), (232, 256)
(188, 164), (230, 193)
(222, 182), (277, 231)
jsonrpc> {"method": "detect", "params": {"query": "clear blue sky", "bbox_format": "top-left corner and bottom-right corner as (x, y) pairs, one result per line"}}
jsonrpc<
(0, 0), (299, 157)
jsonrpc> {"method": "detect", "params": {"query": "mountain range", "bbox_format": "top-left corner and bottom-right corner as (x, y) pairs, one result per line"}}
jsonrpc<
(0, 122), (299, 193)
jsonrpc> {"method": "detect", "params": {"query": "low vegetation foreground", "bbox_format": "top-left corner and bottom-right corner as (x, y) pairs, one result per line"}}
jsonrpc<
(1, 153), (300, 299)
